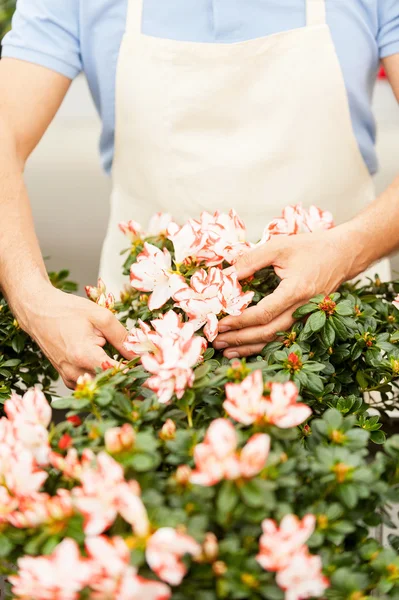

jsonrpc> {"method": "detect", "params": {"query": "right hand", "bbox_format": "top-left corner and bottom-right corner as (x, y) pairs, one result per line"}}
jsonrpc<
(16, 285), (133, 389)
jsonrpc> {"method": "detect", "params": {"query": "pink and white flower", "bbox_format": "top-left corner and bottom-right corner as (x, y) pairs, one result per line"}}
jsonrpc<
(125, 311), (205, 404)
(218, 272), (254, 316)
(5, 389), (51, 429)
(393, 295), (399, 310)
(260, 204), (334, 244)
(276, 548), (329, 600)
(4, 449), (48, 497)
(130, 243), (185, 310)
(9, 538), (93, 600)
(190, 419), (270, 486)
(72, 451), (148, 537)
(8, 489), (73, 529)
(147, 212), (175, 237)
(119, 219), (143, 243)
(4, 389), (51, 465)
(304, 205), (334, 232)
(85, 278), (115, 311)
(86, 536), (171, 600)
(224, 371), (311, 428)
(146, 528), (201, 586)
(256, 514), (316, 571)
(120, 214), (176, 243)
(174, 268), (253, 342)
(85, 277), (107, 302)
(142, 334), (204, 404)
(168, 210), (251, 267)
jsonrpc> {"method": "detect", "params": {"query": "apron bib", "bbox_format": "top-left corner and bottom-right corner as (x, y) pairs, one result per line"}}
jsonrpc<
(100, 0), (390, 293)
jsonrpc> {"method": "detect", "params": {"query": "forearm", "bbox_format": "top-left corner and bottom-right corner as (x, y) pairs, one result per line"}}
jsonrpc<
(0, 122), (50, 325)
(337, 176), (399, 279)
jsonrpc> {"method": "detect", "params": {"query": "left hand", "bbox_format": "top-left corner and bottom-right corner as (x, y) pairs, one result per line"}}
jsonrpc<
(213, 226), (365, 358)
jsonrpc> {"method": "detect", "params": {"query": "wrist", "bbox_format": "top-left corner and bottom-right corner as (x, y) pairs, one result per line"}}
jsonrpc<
(330, 221), (371, 282)
(5, 274), (53, 334)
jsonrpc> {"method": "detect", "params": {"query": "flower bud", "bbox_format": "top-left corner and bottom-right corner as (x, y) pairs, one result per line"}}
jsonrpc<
(97, 292), (115, 312)
(159, 419), (176, 441)
(175, 465), (192, 486)
(58, 434), (73, 451)
(213, 561), (227, 576)
(203, 533), (218, 562)
(67, 415), (82, 427)
(105, 424), (135, 454)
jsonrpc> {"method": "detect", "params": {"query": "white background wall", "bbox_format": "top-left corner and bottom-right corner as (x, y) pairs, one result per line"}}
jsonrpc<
(25, 76), (399, 295)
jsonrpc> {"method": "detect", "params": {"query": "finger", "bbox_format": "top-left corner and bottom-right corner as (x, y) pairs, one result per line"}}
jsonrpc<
(233, 239), (281, 280)
(214, 309), (295, 349)
(218, 279), (298, 332)
(224, 344), (266, 359)
(91, 308), (133, 359)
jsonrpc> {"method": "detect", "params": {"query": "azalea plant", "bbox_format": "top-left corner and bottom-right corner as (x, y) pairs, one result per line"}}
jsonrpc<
(2, 206), (399, 599)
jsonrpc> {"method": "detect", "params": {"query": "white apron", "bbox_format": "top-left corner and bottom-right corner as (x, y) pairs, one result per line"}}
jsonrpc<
(99, 0), (390, 294)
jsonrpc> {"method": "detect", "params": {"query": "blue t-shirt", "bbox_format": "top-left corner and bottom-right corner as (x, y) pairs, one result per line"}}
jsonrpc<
(3, 0), (399, 175)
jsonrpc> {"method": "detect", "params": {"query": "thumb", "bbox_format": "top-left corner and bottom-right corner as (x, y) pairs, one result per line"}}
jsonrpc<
(91, 307), (133, 360)
(233, 240), (281, 280)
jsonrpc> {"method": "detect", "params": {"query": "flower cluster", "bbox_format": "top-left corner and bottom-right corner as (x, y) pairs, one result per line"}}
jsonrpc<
(190, 418), (270, 486)
(85, 278), (115, 311)
(259, 204), (334, 243)
(256, 515), (329, 600)
(124, 311), (205, 404)
(224, 370), (311, 428)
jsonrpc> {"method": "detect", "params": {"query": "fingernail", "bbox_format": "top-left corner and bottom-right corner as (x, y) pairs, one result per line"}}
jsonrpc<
(218, 325), (231, 333)
(213, 341), (228, 349)
(226, 352), (240, 359)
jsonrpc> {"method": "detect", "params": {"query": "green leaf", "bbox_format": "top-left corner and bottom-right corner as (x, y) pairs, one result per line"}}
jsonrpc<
(51, 397), (75, 410)
(321, 320), (335, 347)
(0, 534), (14, 558)
(194, 363), (211, 380)
(11, 333), (26, 353)
(323, 408), (343, 430)
(337, 483), (358, 509)
(292, 303), (319, 319)
(1, 358), (21, 367)
(217, 481), (238, 517)
(331, 315), (348, 340)
(355, 370), (368, 390)
(335, 300), (354, 316)
(370, 430), (386, 444)
(307, 310), (327, 333)
(239, 479), (273, 509)
(130, 452), (158, 472)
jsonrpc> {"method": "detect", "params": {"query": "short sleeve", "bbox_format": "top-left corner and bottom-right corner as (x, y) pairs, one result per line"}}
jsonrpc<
(1, 0), (82, 80)
(378, 0), (399, 59)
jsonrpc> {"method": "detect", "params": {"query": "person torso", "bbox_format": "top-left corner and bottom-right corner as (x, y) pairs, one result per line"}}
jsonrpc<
(79, 0), (383, 175)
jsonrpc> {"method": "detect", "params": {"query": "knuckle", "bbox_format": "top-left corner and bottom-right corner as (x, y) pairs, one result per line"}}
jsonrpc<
(234, 335), (244, 347)
(259, 306), (274, 324)
(94, 308), (112, 328)
(261, 328), (276, 343)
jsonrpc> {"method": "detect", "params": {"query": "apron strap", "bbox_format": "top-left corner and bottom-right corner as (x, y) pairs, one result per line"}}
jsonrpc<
(306, 0), (327, 26)
(126, 0), (143, 36)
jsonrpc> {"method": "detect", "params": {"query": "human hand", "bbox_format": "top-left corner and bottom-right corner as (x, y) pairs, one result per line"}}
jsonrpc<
(213, 226), (365, 358)
(16, 284), (132, 388)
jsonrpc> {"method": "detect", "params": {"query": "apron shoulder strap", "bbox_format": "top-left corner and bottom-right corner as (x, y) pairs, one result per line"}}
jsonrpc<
(306, 0), (327, 26)
(126, 0), (143, 36)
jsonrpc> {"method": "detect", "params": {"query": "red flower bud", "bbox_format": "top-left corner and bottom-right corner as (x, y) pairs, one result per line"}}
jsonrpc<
(58, 434), (73, 450)
(67, 415), (82, 427)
